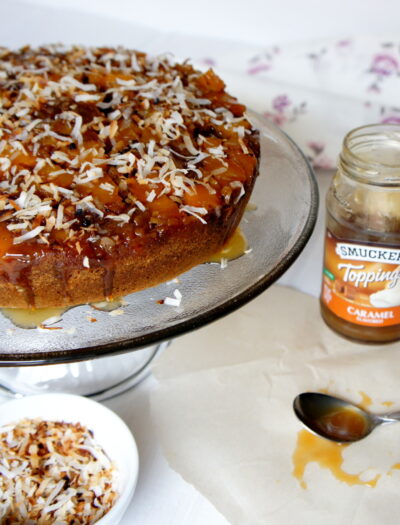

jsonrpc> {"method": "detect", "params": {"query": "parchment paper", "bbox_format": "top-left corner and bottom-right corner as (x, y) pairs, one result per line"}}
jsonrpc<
(151, 285), (400, 525)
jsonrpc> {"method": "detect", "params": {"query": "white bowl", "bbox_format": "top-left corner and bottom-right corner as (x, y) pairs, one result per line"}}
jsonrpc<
(0, 393), (138, 525)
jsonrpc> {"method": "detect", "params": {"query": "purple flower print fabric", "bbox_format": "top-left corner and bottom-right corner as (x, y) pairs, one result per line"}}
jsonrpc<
(193, 37), (400, 170)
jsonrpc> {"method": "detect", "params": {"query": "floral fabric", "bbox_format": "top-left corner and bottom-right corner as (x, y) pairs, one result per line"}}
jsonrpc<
(194, 37), (400, 170)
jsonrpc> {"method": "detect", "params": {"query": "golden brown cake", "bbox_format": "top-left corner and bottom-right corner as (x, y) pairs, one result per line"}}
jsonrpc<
(0, 45), (259, 308)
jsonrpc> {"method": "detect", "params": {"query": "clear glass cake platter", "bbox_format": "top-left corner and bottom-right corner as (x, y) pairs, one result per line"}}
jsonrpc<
(0, 112), (318, 400)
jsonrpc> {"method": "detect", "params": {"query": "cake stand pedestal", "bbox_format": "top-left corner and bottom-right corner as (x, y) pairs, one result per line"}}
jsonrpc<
(0, 342), (168, 400)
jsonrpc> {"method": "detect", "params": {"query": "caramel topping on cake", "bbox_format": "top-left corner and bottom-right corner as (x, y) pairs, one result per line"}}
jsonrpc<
(0, 45), (259, 308)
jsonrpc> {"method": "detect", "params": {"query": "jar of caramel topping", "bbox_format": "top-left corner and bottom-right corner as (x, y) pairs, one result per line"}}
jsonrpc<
(320, 124), (400, 343)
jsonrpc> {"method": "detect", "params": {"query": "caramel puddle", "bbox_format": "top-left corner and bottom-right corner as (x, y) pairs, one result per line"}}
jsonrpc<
(1, 296), (125, 329)
(358, 391), (373, 410)
(208, 228), (248, 263)
(90, 297), (126, 312)
(1, 306), (66, 329)
(292, 429), (380, 489)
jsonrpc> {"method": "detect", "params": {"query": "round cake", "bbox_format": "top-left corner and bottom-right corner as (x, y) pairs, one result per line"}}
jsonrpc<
(0, 45), (259, 308)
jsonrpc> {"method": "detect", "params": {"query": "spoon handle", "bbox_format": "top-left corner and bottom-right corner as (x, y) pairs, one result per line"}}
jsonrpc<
(381, 411), (400, 423)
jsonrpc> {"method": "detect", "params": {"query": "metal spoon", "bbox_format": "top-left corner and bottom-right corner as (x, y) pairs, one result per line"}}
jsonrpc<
(293, 392), (400, 443)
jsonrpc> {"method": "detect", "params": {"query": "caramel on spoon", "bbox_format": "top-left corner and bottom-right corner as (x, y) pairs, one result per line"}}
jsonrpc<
(293, 392), (400, 443)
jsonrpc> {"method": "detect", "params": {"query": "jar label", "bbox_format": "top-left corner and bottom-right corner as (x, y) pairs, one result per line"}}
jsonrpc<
(321, 230), (400, 327)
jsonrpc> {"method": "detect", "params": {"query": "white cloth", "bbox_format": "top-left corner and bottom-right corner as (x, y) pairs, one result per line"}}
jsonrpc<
(213, 37), (400, 169)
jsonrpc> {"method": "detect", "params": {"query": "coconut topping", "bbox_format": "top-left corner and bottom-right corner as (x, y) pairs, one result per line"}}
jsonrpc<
(0, 45), (258, 260)
(0, 418), (118, 524)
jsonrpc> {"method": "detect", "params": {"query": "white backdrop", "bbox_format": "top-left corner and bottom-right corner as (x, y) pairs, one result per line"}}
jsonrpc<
(18, 0), (400, 46)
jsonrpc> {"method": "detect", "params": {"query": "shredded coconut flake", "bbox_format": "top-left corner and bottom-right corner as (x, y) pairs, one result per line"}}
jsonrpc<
(0, 418), (118, 524)
(135, 200), (146, 212)
(74, 94), (101, 102)
(13, 226), (45, 244)
(60, 75), (97, 92)
(108, 308), (124, 316)
(179, 205), (208, 224)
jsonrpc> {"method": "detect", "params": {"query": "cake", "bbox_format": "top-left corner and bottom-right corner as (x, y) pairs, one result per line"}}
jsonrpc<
(0, 45), (259, 309)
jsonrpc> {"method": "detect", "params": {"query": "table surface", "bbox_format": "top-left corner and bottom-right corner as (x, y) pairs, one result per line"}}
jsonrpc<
(0, 1), (342, 521)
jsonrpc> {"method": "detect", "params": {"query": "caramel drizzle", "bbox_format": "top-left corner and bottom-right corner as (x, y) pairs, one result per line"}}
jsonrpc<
(292, 429), (380, 489)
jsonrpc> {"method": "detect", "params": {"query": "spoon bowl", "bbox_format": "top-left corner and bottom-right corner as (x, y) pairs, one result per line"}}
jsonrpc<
(293, 392), (400, 443)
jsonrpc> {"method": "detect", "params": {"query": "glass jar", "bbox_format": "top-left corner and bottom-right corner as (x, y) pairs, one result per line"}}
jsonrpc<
(320, 124), (400, 343)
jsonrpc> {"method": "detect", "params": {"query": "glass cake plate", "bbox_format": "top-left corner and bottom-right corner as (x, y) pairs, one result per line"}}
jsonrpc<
(0, 112), (318, 398)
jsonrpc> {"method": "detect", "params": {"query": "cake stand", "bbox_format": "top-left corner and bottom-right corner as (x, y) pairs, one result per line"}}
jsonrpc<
(0, 112), (318, 400)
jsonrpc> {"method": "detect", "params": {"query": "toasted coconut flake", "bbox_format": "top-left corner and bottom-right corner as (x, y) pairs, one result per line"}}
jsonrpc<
(179, 205), (208, 224)
(13, 225), (45, 244)
(164, 289), (182, 307)
(230, 181), (245, 203)
(135, 200), (146, 212)
(0, 157), (11, 171)
(60, 75), (97, 92)
(108, 308), (124, 316)
(74, 94), (101, 102)
(0, 418), (118, 524)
